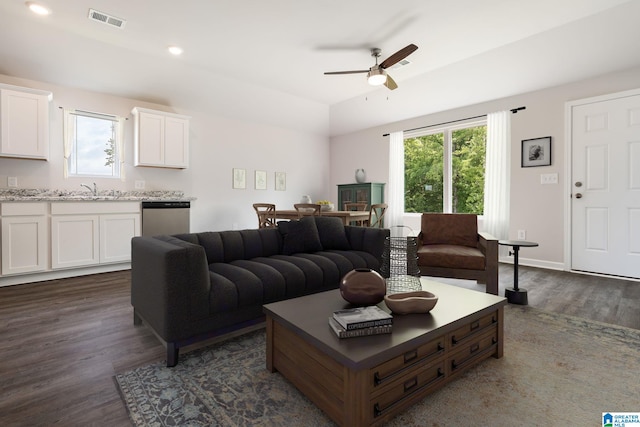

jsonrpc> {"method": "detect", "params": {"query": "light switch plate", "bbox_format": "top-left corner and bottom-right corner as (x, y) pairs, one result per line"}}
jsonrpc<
(135, 180), (145, 189)
(8, 177), (18, 187)
(540, 173), (558, 184)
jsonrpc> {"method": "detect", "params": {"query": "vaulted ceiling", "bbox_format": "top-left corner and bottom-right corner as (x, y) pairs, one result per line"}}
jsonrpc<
(1, 0), (638, 136)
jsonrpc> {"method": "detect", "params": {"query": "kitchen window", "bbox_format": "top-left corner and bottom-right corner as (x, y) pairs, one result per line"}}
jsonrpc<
(63, 109), (124, 179)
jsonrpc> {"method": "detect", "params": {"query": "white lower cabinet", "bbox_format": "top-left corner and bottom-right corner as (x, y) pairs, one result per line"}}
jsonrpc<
(50, 202), (140, 270)
(51, 215), (100, 269)
(1, 203), (48, 275)
(100, 214), (140, 263)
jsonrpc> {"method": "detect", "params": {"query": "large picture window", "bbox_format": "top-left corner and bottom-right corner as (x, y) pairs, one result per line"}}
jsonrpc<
(404, 122), (487, 214)
(64, 110), (123, 178)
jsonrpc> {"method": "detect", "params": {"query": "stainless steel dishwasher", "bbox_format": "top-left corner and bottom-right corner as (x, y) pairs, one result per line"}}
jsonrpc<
(141, 201), (190, 236)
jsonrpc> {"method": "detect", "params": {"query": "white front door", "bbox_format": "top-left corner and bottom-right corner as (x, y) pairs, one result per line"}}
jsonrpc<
(569, 90), (640, 279)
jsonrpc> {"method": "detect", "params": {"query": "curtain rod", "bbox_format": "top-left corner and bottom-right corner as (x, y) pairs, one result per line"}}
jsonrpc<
(382, 106), (525, 137)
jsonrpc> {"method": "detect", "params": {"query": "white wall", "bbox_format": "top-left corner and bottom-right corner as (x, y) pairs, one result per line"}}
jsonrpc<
(0, 74), (331, 232)
(330, 66), (640, 269)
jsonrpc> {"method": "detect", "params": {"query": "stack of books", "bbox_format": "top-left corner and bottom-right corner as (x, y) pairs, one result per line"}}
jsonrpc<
(328, 305), (393, 339)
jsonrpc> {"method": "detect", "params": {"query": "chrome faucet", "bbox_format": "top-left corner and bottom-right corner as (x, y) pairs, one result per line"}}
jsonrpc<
(80, 182), (97, 196)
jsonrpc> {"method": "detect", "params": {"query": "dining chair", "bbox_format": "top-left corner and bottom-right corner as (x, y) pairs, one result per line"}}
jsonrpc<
(344, 202), (368, 226)
(253, 203), (277, 228)
(367, 203), (388, 228)
(294, 203), (321, 218)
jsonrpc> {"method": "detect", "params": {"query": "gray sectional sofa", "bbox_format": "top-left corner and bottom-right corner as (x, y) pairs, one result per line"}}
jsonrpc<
(131, 216), (389, 366)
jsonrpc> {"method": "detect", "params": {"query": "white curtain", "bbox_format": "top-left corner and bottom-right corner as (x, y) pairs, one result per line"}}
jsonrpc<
(117, 116), (126, 181)
(483, 111), (511, 241)
(62, 109), (75, 178)
(388, 131), (404, 236)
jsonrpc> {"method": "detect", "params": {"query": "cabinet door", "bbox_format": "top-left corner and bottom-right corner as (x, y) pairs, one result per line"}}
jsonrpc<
(1, 216), (48, 275)
(100, 214), (140, 263)
(136, 111), (165, 166)
(0, 89), (49, 159)
(163, 116), (189, 168)
(51, 215), (100, 269)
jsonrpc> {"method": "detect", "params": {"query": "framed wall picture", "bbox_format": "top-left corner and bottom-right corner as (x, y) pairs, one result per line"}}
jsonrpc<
(275, 171), (286, 191)
(521, 136), (552, 167)
(232, 168), (246, 189)
(255, 170), (267, 190)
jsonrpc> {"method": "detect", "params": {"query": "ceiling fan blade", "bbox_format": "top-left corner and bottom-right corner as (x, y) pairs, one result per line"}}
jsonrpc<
(384, 74), (398, 90)
(324, 70), (369, 75)
(379, 43), (418, 69)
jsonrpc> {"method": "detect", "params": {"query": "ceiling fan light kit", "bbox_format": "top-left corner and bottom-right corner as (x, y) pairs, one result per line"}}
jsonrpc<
(367, 67), (387, 86)
(324, 44), (418, 91)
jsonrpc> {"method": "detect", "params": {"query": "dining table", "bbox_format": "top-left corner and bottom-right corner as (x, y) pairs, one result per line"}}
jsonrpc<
(273, 209), (370, 226)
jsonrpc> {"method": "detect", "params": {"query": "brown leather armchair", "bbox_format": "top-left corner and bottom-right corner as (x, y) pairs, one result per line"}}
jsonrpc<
(416, 213), (498, 295)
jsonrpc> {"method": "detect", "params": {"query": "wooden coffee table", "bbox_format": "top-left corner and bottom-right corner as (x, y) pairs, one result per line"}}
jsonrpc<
(263, 279), (507, 426)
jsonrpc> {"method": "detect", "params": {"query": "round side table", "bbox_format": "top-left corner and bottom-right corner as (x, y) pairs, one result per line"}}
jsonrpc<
(498, 240), (539, 305)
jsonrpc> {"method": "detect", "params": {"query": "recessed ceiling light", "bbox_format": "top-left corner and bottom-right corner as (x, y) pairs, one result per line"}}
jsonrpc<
(26, 1), (51, 15)
(168, 46), (183, 56)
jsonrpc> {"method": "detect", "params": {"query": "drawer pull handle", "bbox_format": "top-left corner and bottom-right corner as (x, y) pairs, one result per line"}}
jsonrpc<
(373, 368), (444, 418)
(374, 344), (445, 386)
(404, 376), (418, 392)
(470, 343), (480, 353)
(470, 321), (480, 330)
(404, 350), (418, 364)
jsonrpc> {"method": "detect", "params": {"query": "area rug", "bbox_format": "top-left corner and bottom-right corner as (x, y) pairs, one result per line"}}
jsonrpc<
(115, 306), (640, 426)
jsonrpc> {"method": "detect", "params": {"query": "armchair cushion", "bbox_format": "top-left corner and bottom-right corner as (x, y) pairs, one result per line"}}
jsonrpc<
(417, 244), (485, 270)
(420, 213), (478, 248)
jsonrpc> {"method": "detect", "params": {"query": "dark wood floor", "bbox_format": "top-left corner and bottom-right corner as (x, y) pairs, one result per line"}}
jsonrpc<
(0, 265), (638, 426)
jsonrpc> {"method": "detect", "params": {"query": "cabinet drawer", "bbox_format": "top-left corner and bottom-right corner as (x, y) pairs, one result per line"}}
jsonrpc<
(448, 329), (498, 374)
(51, 202), (140, 215)
(371, 360), (445, 422)
(371, 335), (445, 390)
(449, 311), (498, 348)
(1, 202), (47, 216)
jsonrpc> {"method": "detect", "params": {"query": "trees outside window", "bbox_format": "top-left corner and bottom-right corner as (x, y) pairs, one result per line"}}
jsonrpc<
(404, 123), (486, 214)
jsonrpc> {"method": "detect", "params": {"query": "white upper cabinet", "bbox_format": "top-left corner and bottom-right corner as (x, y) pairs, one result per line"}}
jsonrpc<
(132, 107), (190, 169)
(0, 84), (52, 160)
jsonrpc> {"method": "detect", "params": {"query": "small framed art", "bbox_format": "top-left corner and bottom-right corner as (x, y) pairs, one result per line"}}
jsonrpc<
(275, 171), (286, 191)
(521, 136), (551, 167)
(255, 170), (267, 190)
(232, 168), (246, 189)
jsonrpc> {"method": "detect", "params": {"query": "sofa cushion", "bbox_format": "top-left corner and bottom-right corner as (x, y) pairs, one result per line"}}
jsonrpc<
(420, 213), (478, 248)
(278, 217), (322, 255)
(314, 216), (351, 250)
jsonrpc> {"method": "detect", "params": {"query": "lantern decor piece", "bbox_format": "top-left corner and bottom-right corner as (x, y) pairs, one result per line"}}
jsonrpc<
(340, 268), (386, 306)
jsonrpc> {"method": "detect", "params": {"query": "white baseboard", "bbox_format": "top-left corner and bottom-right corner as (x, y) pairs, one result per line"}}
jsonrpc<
(499, 256), (564, 271)
(0, 263), (131, 288)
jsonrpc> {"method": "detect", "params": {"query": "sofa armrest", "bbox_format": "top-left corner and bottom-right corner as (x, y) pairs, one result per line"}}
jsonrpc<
(131, 236), (210, 342)
(345, 226), (390, 265)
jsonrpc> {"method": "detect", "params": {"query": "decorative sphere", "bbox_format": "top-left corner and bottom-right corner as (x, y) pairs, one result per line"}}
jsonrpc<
(340, 268), (386, 306)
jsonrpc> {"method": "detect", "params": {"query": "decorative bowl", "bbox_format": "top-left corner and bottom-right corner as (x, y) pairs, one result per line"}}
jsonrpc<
(340, 268), (386, 306)
(384, 291), (438, 314)
(320, 203), (334, 212)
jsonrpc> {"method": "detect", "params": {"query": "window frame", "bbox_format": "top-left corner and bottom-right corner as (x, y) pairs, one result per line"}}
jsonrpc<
(64, 109), (123, 179)
(404, 119), (487, 214)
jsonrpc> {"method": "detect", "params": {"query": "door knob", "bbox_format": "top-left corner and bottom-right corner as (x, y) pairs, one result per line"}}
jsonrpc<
(575, 193), (582, 199)
(575, 181), (582, 187)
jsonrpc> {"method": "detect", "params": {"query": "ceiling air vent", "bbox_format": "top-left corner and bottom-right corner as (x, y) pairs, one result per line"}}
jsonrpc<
(388, 59), (411, 71)
(88, 8), (126, 29)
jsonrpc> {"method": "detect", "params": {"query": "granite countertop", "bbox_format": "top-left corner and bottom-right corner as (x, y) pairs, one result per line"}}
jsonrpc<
(0, 189), (195, 202)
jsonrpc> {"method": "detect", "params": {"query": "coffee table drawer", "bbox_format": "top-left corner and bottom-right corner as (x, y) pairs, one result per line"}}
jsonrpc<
(370, 335), (445, 390)
(448, 328), (498, 375)
(449, 311), (498, 348)
(370, 360), (446, 423)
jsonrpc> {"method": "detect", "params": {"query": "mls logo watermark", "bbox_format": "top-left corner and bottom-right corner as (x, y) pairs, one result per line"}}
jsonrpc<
(603, 412), (640, 427)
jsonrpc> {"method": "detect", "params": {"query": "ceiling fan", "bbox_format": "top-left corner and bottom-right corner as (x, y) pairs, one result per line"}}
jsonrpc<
(324, 44), (418, 90)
